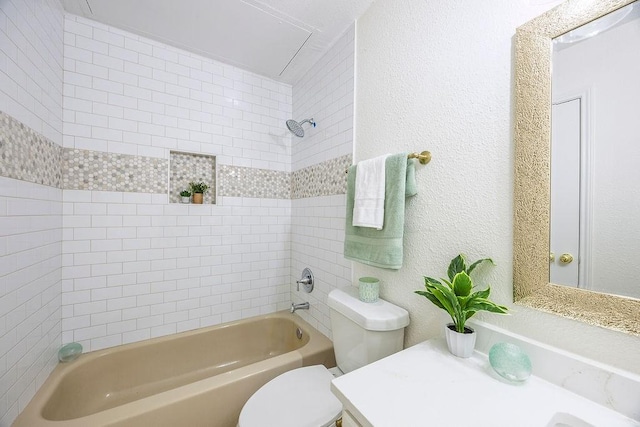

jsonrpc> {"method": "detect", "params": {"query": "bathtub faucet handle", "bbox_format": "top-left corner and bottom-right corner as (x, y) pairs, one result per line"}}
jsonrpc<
(296, 277), (311, 291)
(296, 268), (314, 293)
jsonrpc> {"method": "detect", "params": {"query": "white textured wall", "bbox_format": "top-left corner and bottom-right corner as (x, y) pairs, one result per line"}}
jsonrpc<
(354, 0), (640, 374)
(553, 19), (640, 299)
(290, 28), (354, 336)
(60, 16), (294, 352)
(0, 1), (64, 425)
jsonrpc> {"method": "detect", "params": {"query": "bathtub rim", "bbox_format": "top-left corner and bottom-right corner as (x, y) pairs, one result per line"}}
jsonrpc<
(13, 310), (334, 427)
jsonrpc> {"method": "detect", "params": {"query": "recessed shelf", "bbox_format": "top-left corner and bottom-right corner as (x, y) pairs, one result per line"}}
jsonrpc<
(169, 151), (216, 204)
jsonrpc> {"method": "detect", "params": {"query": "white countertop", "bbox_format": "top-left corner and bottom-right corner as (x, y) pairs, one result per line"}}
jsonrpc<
(330, 339), (640, 427)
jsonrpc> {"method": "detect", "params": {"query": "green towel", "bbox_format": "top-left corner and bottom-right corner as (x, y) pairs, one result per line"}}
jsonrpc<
(344, 153), (417, 269)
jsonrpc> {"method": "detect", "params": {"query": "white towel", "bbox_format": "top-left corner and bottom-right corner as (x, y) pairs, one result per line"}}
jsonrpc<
(353, 154), (390, 229)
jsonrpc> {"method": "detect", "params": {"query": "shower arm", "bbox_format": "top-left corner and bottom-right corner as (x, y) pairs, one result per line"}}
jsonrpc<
(299, 118), (316, 127)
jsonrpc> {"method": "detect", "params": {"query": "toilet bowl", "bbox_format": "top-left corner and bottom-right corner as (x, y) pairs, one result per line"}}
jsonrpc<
(238, 365), (342, 427)
(238, 287), (409, 427)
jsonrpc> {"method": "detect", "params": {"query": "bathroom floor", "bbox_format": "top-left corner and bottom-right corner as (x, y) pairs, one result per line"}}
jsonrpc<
(329, 367), (344, 378)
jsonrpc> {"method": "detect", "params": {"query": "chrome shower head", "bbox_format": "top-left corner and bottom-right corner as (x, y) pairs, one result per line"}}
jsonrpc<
(286, 118), (316, 137)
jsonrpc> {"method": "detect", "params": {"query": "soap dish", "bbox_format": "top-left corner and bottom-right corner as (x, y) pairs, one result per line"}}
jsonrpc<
(58, 342), (83, 363)
(489, 342), (532, 383)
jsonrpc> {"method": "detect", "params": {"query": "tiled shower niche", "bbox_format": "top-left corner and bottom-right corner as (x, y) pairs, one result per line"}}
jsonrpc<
(169, 151), (216, 204)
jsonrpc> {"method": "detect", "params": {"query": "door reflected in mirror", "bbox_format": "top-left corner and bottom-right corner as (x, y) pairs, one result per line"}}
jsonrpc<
(550, 1), (640, 299)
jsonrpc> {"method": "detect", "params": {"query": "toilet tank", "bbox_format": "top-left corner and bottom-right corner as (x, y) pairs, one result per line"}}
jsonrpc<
(327, 287), (410, 374)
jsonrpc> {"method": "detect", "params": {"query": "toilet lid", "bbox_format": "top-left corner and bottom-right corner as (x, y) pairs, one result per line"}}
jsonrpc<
(238, 365), (343, 427)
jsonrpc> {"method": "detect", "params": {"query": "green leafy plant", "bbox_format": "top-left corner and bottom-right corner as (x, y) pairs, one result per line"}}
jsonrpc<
(180, 190), (191, 197)
(189, 182), (209, 194)
(415, 254), (508, 334)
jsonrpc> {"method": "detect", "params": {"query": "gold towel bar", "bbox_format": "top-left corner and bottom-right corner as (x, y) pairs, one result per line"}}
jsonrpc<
(345, 151), (432, 173)
(407, 151), (432, 164)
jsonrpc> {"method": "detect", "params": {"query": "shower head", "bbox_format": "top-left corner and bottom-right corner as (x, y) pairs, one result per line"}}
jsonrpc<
(286, 118), (316, 137)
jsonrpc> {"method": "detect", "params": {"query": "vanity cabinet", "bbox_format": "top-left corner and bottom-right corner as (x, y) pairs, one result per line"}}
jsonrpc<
(330, 338), (638, 427)
(340, 410), (362, 427)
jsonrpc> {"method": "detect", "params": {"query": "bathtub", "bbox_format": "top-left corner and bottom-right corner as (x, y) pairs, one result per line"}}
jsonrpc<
(13, 311), (335, 427)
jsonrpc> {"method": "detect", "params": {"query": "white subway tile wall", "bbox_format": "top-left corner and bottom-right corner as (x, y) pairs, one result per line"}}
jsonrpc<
(61, 193), (291, 351)
(290, 27), (355, 337)
(63, 15), (293, 172)
(0, 0), (64, 145)
(291, 195), (351, 337)
(0, 7), (356, 426)
(0, 0), (64, 425)
(59, 16), (296, 353)
(0, 177), (63, 426)
(292, 27), (355, 171)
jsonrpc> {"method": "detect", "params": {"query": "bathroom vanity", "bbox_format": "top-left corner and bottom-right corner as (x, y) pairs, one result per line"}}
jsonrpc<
(331, 322), (640, 427)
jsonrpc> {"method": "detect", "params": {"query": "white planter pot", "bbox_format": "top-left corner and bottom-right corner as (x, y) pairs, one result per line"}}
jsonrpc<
(444, 323), (476, 358)
(181, 196), (190, 204)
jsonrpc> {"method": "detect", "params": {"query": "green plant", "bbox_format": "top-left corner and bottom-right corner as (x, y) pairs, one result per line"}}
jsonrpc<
(189, 182), (209, 194)
(180, 190), (191, 197)
(415, 254), (508, 334)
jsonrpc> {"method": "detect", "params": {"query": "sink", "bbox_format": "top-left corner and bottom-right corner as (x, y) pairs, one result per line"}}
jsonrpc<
(547, 412), (595, 427)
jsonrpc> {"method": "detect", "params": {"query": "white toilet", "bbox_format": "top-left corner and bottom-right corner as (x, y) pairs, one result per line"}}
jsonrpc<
(238, 286), (410, 427)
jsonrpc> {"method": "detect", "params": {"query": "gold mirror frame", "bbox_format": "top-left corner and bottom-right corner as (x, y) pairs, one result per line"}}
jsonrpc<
(514, 0), (640, 336)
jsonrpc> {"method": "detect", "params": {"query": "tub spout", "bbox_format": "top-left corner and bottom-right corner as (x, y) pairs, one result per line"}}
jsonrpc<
(290, 302), (310, 313)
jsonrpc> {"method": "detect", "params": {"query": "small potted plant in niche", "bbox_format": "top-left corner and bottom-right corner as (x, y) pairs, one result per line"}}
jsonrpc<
(415, 254), (509, 358)
(189, 181), (209, 204)
(180, 190), (191, 204)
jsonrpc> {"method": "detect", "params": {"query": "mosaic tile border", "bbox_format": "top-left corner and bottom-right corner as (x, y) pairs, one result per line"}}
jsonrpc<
(62, 149), (168, 193)
(169, 151), (216, 204)
(0, 111), (63, 188)
(1, 110), (351, 199)
(218, 164), (290, 199)
(291, 154), (351, 199)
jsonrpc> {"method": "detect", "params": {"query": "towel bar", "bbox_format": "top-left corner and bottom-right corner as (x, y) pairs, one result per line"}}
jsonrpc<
(345, 151), (431, 173)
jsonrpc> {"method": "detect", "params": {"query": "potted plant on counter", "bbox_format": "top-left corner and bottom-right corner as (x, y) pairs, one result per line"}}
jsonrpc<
(189, 181), (209, 204)
(415, 254), (509, 358)
(180, 190), (191, 204)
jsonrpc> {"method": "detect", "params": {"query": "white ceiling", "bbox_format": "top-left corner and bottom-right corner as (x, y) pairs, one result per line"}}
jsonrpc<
(63, 0), (374, 85)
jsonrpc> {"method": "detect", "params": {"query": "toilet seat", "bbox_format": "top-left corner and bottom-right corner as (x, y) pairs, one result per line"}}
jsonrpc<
(238, 365), (342, 427)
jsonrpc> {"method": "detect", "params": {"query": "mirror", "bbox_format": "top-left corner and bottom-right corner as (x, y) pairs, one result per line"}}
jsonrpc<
(550, 2), (640, 299)
(549, 1), (640, 298)
(514, 0), (640, 336)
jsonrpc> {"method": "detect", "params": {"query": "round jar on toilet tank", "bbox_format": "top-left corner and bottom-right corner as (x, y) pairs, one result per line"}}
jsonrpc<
(359, 277), (379, 303)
